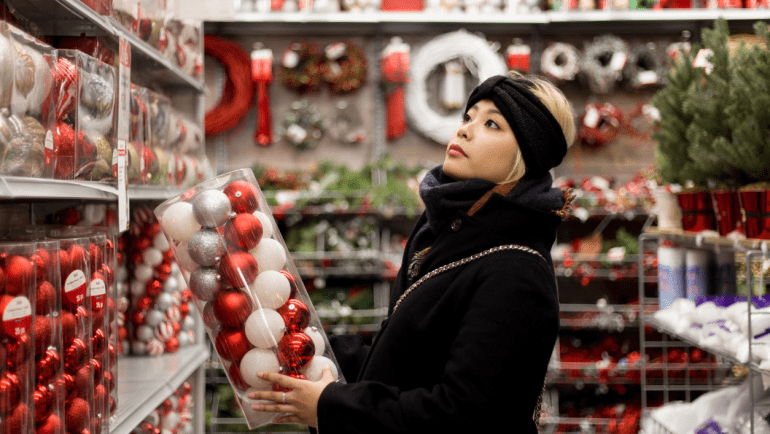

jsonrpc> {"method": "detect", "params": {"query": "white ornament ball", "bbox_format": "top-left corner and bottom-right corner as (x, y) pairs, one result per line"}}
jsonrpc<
(162, 202), (201, 243)
(136, 325), (154, 342)
(162, 411), (180, 430)
(301, 355), (339, 382)
(304, 326), (326, 356)
(170, 262), (181, 276)
(118, 266), (129, 283)
(134, 264), (154, 283)
(146, 338), (165, 356)
(130, 280), (147, 297)
(250, 239), (286, 272)
(177, 330), (190, 347)
(240, 387), (280, 427)
(240, 348), (280, 389)
(174, 241), (197, 272)
(142, 409), (160, 427)
(154, 232), (171, 251)
(145, 309), (165, 327)
(156, 292), (174, 311)
(249, 270), (291, 310)
(182, 315), (196, 331)
(143, 247), (164, 267)
(253, 211), (273, 238)
(163, 276), (179, 293)
(132, 340), (147, 355)
(244, 309), (285, 348)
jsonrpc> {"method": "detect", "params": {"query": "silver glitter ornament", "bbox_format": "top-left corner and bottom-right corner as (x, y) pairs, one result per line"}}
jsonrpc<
(81, 72), (115, 118)
(189, 266), (223, 301)
(187, 229), (226, 266)
(192, 189), (232, 228)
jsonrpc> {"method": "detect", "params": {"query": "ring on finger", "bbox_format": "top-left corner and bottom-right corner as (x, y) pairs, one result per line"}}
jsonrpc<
(282, 392), (286, 404)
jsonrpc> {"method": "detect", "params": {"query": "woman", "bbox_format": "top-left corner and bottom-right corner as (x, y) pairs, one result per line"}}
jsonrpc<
(249, 72), (576, 433)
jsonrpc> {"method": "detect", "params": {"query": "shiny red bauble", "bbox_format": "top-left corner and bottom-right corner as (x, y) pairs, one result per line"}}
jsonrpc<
(64, 338), (89, 373)
(89, 243), (103, 272)
(212, 288), (253, 327)
(277, 332), (315, 370)
(214, 327), (252, 363)
(34, 383), (54, 424)
(278, 270), (298, 299)
(90, 358), (104, 384)
(6, 335), (31, 371)
(35, 281), (56, 315)
(277, 299), (311, 332)
(68, 244), (88, 270)
(146, 279), (163, 297)
(0, 295), (13, 339)
(32, 251), (48, 282)
(65, 397), (92, 433)
(219, 251), (258, 288)
(4, 255), (34, 296)
(227, 361), (250, 391)
(165, 336), (180, 353)
(92, 328), (107, 357)
(36, 349), (61, 385)
(272, 370), (307, 392)
(136, 296), (153, 311)
(0, 372), (20, 413)
(224, 180), (259, 214)
(34, 315), (53, 355)
(60, 372), (77, 402)
(224, 213), (263, 250)
(99, 263), (114, 288)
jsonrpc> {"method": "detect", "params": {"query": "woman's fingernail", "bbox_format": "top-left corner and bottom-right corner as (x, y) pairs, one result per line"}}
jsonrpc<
(257, 372), (266, 378)
(252, 404), (261, 411)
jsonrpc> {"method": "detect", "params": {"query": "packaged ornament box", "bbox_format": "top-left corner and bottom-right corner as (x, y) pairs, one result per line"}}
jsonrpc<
(154, 168), (344, 429)
(53, 50), (118, 183)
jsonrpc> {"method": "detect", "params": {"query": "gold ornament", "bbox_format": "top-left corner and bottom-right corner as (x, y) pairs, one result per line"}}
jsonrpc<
(14, 48), (35, 97)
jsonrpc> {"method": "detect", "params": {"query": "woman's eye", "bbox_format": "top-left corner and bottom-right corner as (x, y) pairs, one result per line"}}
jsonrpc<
(486, 119), (499, 129)
(462, 113), (471, 122)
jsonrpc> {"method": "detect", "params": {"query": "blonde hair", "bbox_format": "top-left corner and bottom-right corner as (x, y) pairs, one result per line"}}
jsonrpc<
(500, 71), (576, 185)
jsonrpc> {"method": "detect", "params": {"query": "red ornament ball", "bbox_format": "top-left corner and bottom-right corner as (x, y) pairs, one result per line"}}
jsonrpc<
(36, 349), (61, 385)
(227, 361), (250, 391)
(92, 328), (107, 357)
(34, 315), (54, 356)
(94, 384), (109, 412)
(6, 334), (31, 371)
(277, 332), (315, 370)
(219, 251), (258, 288)
(67, 244), (88, 270)
(65, 398), (91, 433)
(0, 295), (14, 339)
(35, 281), (56, 316)
(64, 338), (89, 373)
(201, 302), (219, 330)
(61, 310), (77, 345)
(4, 255), (34, 296)
(272, 370), (307, 392)
(59, 372), (77, 402)
(0, 373), (20, 414)
(75, 363), (95, 399)
(212, 288), (253, 327)
(2, 402), (30, 434)
(224, 213), (263, 250)
(35, 414), (63, 434)
(277, 299), (311, 332)
(99, 263), (114, 287)
(146, 279), (163, 297)
(279, 270), (298, 299)
(89, 243), (103, 272)
(224, 180), (258, 214)
(165, 336), (180, 353)
(58, 249), (72, 283)
(0, 266), (5, 293)
(34, 383), (54, 424)
(32, 251), (47, 282)
(214, 327), (252, 363)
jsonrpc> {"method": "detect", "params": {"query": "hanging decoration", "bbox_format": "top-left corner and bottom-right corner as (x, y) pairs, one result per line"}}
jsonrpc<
(441, 60), (465, 110)
(251, 43), (273, 147)
(625, 102), (661, 140)
(328, 100), (366, 145)
(320, 42), (367, 93)
(540, 42), (581, 83)
(405, 30), (506, 145)
(204, 35), (254, 137)
(578, 102), (624, 149)
(381, 37), (410, 141)
(506, 38), (531, 73)
(278, 100), (325, 152)
(622, 42), (667, 90)
(279, 42), (324, 93)
(580, 35), (629, 94)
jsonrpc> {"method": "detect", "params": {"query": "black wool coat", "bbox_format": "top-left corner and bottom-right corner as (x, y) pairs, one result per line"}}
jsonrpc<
(316, 188), (561, 434)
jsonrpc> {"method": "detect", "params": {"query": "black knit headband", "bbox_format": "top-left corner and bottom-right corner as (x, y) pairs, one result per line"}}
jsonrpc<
(464, 75), (568, 179)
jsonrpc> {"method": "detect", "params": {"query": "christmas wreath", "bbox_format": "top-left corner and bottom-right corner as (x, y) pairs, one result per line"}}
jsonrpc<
(580, 35), (629, 94)
(279, 99), (325, 152)
(320, 42), (367, 93)
(578, 102), (624, 149)
(279, 42), (324, 93)
(622, 42), (667, 90)
(540, 42), (581, 83)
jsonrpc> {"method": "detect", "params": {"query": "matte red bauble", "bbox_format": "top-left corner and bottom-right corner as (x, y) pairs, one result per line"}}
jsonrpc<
(224, 180), (258, 214)
(4, 255), (34, 296)
(64, 338), (88, 373)
(94, 384), (108, 411)
(212, 289), (253, 327)
(34, 315), (54, 355)
(0, 373), (20, 413)
(0, 267), (5, 293)
(6, 335), (31, 371)
(75, 363), (95, 399)
(277, 299), (311, 332)
(62, 310), (77, 344)
(35, 414), (63, 434)
(214, 327), (252, 363)
(32, 251), (47, 282)
(2, 402), (30, 434)
(68, 244), (88, 270)
(277, 332), (315, 370)
(89, 243), (103, 272)
(224, 213), (263, 250)
(165, 336), (180, 353)
(34, 384), (54, 424)
(131, 311), (145, 326)
(36, 349), (61, 385)
(0, 294), (13, 339)
(219, 251), (258, 288)
(58, 249), (72, 283)
(36, 281), (56, 315)
(65, 397), (91, 433)
(227, 361), (250, 391)
(279, 270), (298, 299)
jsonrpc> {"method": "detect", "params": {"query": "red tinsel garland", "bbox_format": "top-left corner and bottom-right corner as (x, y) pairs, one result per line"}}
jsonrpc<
(204, 35), (254, 137)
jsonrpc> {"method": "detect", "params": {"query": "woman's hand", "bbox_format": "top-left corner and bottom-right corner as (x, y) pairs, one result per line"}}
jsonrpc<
(250, 366), (336, 427)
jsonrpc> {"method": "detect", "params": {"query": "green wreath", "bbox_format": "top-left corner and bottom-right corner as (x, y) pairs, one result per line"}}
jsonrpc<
(279, 42), (323, 93)
(320, 42), (367, 93)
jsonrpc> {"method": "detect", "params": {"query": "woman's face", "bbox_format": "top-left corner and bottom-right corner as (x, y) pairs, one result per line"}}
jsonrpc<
(443, 99), (519, 184)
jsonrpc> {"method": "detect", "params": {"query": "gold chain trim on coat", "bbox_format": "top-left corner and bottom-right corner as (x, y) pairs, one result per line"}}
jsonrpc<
(392, 244), (545, 314)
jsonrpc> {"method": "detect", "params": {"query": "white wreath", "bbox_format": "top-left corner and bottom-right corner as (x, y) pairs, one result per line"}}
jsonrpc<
(540, 42), (581, 82)
(406, 30), (507, 145)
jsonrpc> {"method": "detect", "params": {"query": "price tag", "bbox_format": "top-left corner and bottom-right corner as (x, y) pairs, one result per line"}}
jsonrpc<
(44, 130), (53, 166)
(637, 70), (658, 85)
(117, 37), (131, 232)
(609, 52), (627, 71)
(64, 270), (88, 305)
(3, 296), (31, 338)
(91, 278), (106, 311)
(583, 107), (600, 128)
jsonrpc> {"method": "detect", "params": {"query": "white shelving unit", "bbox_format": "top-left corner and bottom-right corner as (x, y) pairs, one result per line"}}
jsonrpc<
(0, 177), (187, 201)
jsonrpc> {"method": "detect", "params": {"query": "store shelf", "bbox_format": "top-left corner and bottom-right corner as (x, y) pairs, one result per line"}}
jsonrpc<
(127, 185), (186, 201)
(3, 0), (205, 91)
(644, 227), (770, 251)
(0, 176), (118, 200)
(111, 343), (210, 434)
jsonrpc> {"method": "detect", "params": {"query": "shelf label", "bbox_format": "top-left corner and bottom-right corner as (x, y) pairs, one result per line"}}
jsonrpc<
(117, 36), (131, 233)
(91, 277), (106, 311)
(3, 296), (31, 338)
(64, 269), (88, 305)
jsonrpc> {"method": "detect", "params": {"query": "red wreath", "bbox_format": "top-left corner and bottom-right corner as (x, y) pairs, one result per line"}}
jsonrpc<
(204, 35), (254, 137)
(578, 103), (624, 149)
